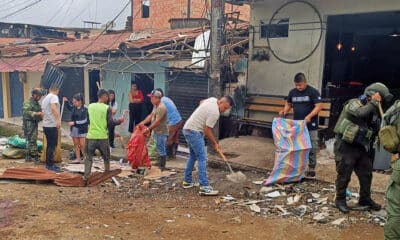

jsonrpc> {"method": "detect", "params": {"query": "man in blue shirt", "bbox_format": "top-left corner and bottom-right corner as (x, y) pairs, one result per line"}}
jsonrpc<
(156, 88), (183, 159)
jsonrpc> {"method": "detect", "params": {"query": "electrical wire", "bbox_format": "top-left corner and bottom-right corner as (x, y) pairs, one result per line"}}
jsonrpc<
(0, 0), (36, 13)
(60, 0), (75, 26)
(0, 0), (43, 20)
(59, 0), (131, 65)
(46, 0), (68, 25)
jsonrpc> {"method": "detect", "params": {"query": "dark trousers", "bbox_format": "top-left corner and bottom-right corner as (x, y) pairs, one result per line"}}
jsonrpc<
(334, 138), (373, 201)
(43, 127), (58, 167)
(84, 139), (110, 179)
(108, 125), (115, 146)
(128, 103), (142, 133)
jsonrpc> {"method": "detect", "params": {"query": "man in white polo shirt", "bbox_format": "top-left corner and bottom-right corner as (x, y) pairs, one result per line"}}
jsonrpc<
(182, 96), (233, 196)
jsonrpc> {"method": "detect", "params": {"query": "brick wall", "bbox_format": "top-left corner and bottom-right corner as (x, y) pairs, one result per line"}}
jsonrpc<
(132, 0), (250, 31)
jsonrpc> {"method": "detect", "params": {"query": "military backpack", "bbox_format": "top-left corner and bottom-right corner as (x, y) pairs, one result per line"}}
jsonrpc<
(379, 100), (400, 153)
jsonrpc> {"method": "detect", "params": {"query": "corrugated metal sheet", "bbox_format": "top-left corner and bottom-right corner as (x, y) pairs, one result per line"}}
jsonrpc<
(0, 38), (30, 46)
(124, 28), (204, 49)
(167, 71), (209, 143)
(0, 167), (122, 187)
(46, 32), (131, 54)
(0, 54), (66, 72)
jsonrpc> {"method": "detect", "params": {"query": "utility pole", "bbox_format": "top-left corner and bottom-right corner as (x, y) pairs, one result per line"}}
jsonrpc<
(209, 0), (225, 146)
(209, 0), (225, 98)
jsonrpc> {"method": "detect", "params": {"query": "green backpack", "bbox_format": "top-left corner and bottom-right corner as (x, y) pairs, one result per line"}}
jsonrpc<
(379, 100), (400, 153)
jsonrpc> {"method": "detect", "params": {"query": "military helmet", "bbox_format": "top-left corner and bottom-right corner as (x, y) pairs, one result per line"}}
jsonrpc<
(31, 88), (45, 96)
(364, 82), (393, 103)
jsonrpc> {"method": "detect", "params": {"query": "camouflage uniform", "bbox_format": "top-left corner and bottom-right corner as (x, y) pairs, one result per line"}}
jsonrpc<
(333, 83), (392, 213)
(23, 89), (44, 161)
(384, 101), (400, 240)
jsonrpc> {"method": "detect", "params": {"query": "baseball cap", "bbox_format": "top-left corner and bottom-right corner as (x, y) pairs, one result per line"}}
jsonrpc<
(147, 89), (162, 98)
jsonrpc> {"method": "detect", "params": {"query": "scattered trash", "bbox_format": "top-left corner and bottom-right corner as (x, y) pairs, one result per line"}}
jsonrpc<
(222, 195), (235, 202)
(249, 204), (261, 213)
(165, 219), (175, 223)
(259, 186), (274, 194)
(287, 194), (301, 205)
(274, 205), (290, 216)
(252, 180), (263, 185)
(331, 217), (346, 226)
(313, 212), (329, 221)
(111, 177), (120, 188)
(265, 191), (281, 198)
(311, 193), (321, 198)
(293, 205), (309, 218)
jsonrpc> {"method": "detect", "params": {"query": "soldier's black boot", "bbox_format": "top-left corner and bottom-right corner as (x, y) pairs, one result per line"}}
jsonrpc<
(359, 198), (381, 211)
(159, 156), (167, 171)
(33, 156), (41, 165)
(335, 199), (350, 214)
(25, 154), (33, 162)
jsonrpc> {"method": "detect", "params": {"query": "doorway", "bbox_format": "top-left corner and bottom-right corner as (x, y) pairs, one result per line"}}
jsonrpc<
(323, 11), (400, 128)
(132, 73), (154, 117)
(9, 72), (24, 117)
(89, 70), (100, 103)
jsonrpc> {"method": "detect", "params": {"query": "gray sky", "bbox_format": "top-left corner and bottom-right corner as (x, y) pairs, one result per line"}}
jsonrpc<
(0, 0), (132, 30)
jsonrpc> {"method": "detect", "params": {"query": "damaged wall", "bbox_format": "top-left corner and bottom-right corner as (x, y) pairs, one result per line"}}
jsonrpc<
(247, 0), (400, 96)
(101, 60), (168, 136)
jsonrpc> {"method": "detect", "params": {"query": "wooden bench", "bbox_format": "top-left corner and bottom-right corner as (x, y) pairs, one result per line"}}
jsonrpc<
(238, 96), (331, 133)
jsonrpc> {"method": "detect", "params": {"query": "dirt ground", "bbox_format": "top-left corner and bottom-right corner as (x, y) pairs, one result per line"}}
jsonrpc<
(0, 156), (385, 240)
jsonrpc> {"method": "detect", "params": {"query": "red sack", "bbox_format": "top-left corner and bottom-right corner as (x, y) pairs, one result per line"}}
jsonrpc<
(126, 125), (151, 169)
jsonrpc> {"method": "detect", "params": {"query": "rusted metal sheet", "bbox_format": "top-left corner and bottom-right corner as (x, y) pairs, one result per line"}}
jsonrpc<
(0, 167), (122, 187)
(0, 167), (57, 180)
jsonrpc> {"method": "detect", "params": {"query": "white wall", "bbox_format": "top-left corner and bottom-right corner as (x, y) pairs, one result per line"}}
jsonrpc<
(248, 0), (400, 96)
(25, 72), (42, 101)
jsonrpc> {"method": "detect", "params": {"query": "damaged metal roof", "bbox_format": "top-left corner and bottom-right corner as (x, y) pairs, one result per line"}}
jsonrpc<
(0, 54), (66, 72)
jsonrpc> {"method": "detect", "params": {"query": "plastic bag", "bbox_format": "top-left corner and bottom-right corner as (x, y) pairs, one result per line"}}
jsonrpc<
(8, 135), (43, 151)
(126, 125), (151, 169)
(2, 147), (26, 159)
(264, 118), (312, 185)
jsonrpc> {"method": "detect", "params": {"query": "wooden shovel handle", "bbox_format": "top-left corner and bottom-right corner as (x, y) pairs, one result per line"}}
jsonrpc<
(216, 148), (228, 162)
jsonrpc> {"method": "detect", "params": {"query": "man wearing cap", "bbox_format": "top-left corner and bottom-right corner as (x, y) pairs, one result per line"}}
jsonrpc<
(155, 88), (183, 159)
(182, 96), (233, 196)
(23, 88), (45, 163)
(139, 90), (169, 171)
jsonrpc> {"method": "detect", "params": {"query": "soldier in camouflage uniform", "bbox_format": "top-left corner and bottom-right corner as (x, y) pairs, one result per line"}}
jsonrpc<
(333, 82), (392, 213)
(23, 88), (45, 163)
(382, 100), (400, 240)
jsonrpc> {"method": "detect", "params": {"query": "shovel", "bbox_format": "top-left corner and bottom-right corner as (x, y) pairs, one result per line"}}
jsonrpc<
(216, 148), (247, 183)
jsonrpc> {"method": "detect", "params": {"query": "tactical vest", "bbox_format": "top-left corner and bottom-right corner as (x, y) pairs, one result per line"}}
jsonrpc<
(334, 99), (373, 145)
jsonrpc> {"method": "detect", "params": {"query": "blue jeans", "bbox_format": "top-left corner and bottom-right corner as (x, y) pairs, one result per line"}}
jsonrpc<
(183, 129), (209, 186)
(154, 133), (168, 157)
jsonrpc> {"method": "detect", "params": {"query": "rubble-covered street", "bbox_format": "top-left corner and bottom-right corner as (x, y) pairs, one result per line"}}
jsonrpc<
(0, 149), (386, 240)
